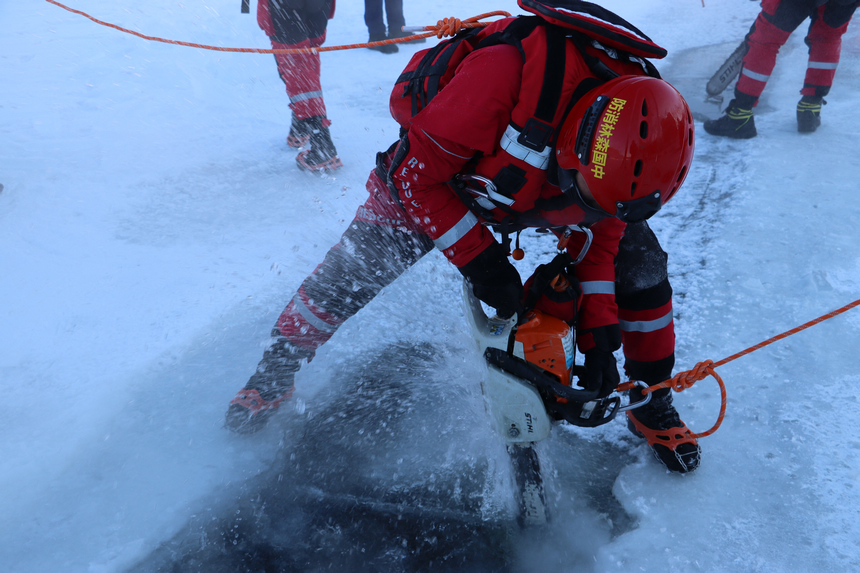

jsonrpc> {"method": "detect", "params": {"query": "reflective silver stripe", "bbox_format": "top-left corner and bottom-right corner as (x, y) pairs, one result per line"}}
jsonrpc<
(290, 90), (323, 103)
(422, 129), (473, 159)
(808, 61), (838, 70)
(433, 211), (480, 251)
(499, 124), (551, 170)
(741, 68), (770, 82)
(580, 280), (615, 295)
(619, 312), (673, 333)
(292, 295), (338, 333)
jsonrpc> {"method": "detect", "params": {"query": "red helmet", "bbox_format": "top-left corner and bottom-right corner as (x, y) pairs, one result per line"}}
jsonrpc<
(555, 76), (694, 222)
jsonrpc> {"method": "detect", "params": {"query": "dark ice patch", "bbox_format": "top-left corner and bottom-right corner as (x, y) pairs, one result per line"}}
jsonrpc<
(130, 342), (638, 572)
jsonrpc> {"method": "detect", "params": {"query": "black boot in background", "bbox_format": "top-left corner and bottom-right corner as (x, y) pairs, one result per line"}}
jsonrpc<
(797, 95), (825, 133)
(296, 116), (343, 172)
(287, 114), (312, 148)
(704, 99), (757, 139)
(388, 28), (427, 44)
(367, 33), (398, 54)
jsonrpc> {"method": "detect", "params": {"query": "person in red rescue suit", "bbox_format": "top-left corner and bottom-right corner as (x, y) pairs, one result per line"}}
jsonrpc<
(227, 3), (700, 473)
(705, 0), (860, 138)
(257, 0), (343, 171)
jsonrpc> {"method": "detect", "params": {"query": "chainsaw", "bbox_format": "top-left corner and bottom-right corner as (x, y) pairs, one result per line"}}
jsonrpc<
(463, 259), (650, 445)
(463, 253), (651, 527)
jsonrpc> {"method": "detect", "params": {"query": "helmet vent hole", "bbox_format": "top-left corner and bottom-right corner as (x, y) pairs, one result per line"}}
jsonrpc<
(688, 128), (693, 145)
(641, 100), (648, 117)
(634, 160), (643, 177)
(640, 121), (648, 138)
(630, 182), (637, 197)
(677, 165), (687, 182)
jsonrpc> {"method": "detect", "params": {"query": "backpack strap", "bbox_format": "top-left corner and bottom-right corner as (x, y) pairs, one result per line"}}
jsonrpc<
(472, 17), (565, 127)
(535, 24), (567, 124)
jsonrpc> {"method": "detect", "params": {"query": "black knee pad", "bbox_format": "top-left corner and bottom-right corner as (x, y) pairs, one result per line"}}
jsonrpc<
(615, 221), (669, 297)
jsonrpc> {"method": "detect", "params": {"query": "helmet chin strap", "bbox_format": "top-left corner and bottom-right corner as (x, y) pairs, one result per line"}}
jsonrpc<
(614, 190), (662, 223)
(557, 167), (662, 224)
(557, 167), (611, 226)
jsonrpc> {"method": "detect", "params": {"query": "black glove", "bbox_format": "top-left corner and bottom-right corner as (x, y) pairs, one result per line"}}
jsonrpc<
(582, 348), (621, 398)
(459, 242), (524, 319)
(580, 324), (622, 398)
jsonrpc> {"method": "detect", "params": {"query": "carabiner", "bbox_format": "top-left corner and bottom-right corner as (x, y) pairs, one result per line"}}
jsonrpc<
(559, 224), (593, 265)
(618, 380), (653, 413)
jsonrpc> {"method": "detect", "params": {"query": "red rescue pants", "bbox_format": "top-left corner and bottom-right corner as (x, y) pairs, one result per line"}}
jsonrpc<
(258, 0), (333, 119)
(737, 0), (859, 100)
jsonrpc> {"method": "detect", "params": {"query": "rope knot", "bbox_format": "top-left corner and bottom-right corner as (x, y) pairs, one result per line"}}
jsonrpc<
(639, 359), (726, 439)
(435, 17), (463, 38)
(668, 359), (716, 392)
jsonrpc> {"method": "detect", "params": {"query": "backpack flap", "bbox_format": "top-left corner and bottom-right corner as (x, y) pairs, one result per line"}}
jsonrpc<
(390, 28), (486, 130)
(517, 0), (667, 59)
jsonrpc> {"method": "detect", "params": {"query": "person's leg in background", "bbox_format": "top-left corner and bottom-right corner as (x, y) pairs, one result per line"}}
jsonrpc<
(365, 0), (398, 53)
(260, 0), (342, 170)
(704, 0), (810, 138)
(384, 0), (405, 39)
(796, 0), (859, 132)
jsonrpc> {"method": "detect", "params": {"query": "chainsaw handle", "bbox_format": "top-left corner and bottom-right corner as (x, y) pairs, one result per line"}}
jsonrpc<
(462, 280), (518, 344)
(467, 277), (596, 402)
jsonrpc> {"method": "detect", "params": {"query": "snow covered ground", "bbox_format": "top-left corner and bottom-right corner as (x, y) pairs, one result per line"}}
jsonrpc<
(2, 0), (859, 571)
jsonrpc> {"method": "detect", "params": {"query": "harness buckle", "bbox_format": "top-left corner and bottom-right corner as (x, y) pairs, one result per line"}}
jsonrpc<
(517, 118), (554, 151)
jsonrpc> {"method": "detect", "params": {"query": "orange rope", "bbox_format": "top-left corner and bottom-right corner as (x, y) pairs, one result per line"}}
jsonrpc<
(712, 297), (860, 368)
(44, 1), (510, 54)
(46, 1), (857, 441)
(641, 297), (860, 438)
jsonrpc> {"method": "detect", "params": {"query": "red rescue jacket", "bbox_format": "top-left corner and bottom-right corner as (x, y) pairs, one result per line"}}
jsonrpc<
(388, 15), (663, 336)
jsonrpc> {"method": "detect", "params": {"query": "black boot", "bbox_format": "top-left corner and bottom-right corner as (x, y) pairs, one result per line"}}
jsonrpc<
(287, 114), (312, 148)
(225, 335), (314, 434)
(704, 99), (757, 139)
(797, 96), (825, 133)
(388, 28), (427, 44)
(627, 388), (701, 473)
(296, 116), (343, 172)
(367, 33), (398, 54)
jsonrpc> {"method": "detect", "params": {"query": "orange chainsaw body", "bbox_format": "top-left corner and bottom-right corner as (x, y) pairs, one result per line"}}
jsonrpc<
(515, 311), (575, 386)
